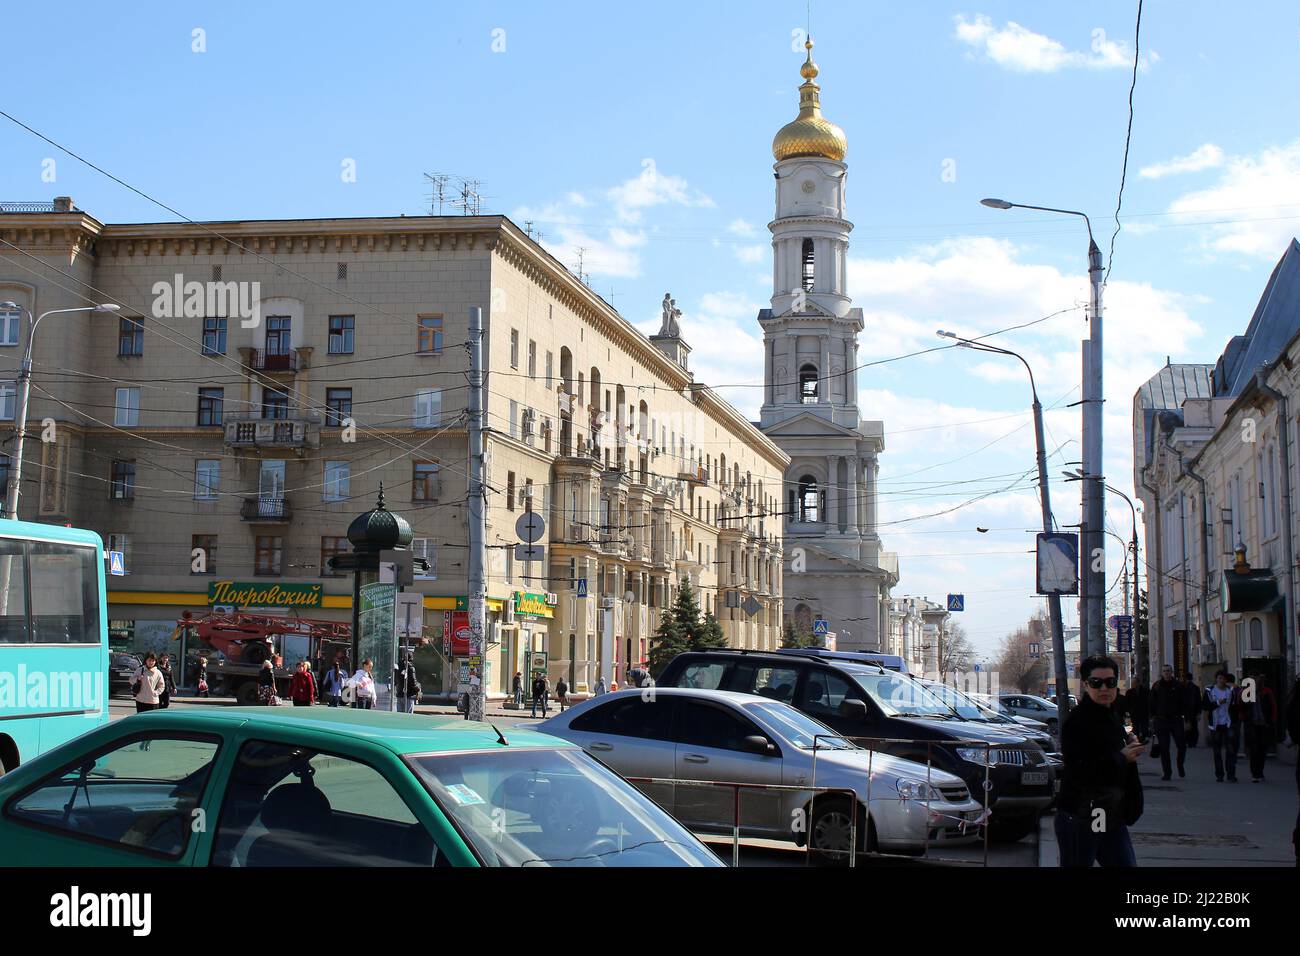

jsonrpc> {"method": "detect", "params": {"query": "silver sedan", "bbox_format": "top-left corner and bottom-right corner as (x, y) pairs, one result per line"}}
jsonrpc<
(539, 688), (986, 860)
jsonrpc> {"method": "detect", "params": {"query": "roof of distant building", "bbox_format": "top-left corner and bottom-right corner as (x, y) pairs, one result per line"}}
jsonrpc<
(1214, 239), (1300, 397)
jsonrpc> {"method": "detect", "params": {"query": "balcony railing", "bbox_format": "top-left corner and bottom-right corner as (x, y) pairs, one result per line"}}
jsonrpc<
(248, 348), (300, 372)
(225, 418), (311, 447)
(241, 497), (292, 522)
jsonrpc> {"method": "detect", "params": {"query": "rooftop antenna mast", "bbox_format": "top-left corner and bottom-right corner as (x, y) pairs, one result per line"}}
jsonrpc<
(423, 173), (484, 216)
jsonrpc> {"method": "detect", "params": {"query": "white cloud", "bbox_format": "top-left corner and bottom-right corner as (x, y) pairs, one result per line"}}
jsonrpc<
(605, 158), (714, 223)
(734, 244), (766, 264)
(1164, 139), (1300, 258)
(953, 15), (1154, 73)
(1139, 143), (1224, 179)
(727, 218), (757, 237)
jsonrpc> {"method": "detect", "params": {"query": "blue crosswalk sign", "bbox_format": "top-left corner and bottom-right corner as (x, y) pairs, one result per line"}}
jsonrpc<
(108, 551), (125, 576)
(813, 619), (829, 635)
(947, 594), (964, 612)
(576, 577), (588, 599)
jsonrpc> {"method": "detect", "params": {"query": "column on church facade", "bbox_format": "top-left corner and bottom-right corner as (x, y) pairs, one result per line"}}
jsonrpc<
(847, 454), (859, 533)
(820, 337), (832, 404)
(825, 455), (838, 529)
(785, 331), (799, 405)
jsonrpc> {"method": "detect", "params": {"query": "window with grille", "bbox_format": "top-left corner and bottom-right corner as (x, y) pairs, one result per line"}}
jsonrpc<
(417, 314), (443, 354)
(328, 315), (355, 354)
(336, 262), (348, 281)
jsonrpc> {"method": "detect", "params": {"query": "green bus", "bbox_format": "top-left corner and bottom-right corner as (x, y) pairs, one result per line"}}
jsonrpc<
(0, 520), (109, 775)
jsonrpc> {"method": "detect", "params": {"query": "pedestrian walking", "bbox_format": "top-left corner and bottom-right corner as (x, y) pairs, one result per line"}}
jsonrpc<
(289, 660), (317, 707)
(593, 675), (608, 697)
(196, 656), (210, 698)
(320, 658), (347, 707)
(1150, 664), (1187, 780)
(1184, 672), (1203, 748)
(1243, 672), (1277, 782)
(395, 653), (421, 714)
(556, 677), (569, 712)
(1205, 670), (1238, 782)
(530, 672), (549, 718)
(157, 653), (176, 708)
(350, 659), (376, 709)
(257, 659), (280, 706)
(512, 671), (524, 709)
(1055, 655), (1144, 867)
(131, 652), (166, 715)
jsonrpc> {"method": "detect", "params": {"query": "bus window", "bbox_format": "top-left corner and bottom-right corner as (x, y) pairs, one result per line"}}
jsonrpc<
(29, 542), (100, 645)
(0, 538), (27, 644)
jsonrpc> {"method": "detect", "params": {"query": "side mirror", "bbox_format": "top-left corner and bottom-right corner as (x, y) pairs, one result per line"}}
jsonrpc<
(840, 698), (869, 720)
(742, 735), (775, 756)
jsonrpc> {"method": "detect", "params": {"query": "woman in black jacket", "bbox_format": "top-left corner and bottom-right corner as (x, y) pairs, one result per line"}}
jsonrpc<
(1055, 655), (1146, 867)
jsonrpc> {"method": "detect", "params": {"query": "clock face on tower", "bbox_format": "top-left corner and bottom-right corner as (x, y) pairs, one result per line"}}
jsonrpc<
(801, 179), (816, 194)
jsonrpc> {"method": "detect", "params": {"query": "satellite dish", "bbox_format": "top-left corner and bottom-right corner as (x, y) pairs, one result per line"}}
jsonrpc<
(624, 590), (635, 603)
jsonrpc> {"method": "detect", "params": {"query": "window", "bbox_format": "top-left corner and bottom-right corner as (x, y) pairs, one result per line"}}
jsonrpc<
(545, 351), (553, 389)
(325, 388), (352, 427)
(509, 329), (519, 368)
(194, 459), (220, 500)
(0, 307), (20, 346)
(677, 700), (766, 752)
(265, 316), (291, 355)
(677, 661), (727, 690)
(118, 316), (144, 356)
(255, 536), (283, 576)
(114, 387), (140, 427)
(7, 735), (221, 859)
(414, 388), (441, 428)
(259, 460), (285, 499)
(733, 663), (800, 704)
(509, 400), (518, 438)
(528, 340), (537, 378)
(1249, 617), (1264, 651)
(506, 471), (516, 511)
(191, 534), (217, 575)
(799, 365), (819, 404)
(209, 741), (434, 867)
(323, 461), (350, 501)
(320, 536), (349, 577)
(0, 381), (14, 421)
(262, 386), (290, 420)
(797, 475), (820, 523)
(801, 237), (815, 292)
(412, 538), (436, 580)
(337, 262), (348, 281)
(110, 460), (136, 500)
(328, 315), (355, 354)
(412, 462), (440, 501)
(570, 696), (677, 739)
(201, 317), (227, 355)
(197, 387), (224, 426)
(801, 670), (856, 722)
(417, 314), (443, 354)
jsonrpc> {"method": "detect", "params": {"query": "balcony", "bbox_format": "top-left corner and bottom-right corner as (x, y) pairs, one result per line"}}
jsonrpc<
(225, 418), (312, 448)
(248, 348), (300, 372)
(241, 496), (292, 523)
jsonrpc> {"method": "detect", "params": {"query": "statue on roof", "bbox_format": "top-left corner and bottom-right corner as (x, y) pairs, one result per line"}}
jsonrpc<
(659, 292), (682, 337)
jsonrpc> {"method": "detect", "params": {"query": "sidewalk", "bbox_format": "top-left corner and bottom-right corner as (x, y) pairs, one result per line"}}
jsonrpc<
(1038, 738), (1298, 866)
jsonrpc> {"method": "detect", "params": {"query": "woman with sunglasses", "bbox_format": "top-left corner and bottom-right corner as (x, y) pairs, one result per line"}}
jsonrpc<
(1055, 655), (1146, 867)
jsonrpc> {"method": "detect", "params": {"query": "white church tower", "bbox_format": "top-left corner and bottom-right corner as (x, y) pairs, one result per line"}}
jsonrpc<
(759, 38), (897, 651)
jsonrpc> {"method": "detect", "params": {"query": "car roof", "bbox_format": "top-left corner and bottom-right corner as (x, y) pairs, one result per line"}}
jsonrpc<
(584, 687), (773, 706)
(119, 706), (575, 755)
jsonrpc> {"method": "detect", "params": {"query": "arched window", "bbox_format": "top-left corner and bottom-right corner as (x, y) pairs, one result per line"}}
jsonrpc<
(801, 238), (815, 292)
(1249, 617), (1264, 651)
(798, 475), (821, 523)
(800, 364), (819, 404)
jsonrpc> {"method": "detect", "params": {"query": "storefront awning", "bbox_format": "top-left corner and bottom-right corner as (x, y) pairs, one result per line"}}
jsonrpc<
(1220, 569), (1280, 613)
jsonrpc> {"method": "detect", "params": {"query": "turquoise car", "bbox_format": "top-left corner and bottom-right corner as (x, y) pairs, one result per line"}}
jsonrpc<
(0, 708), (722, 867)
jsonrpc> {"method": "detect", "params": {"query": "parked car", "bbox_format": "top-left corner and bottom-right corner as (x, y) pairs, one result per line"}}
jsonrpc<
(108, 653), (141, 697)
(999, 694), (1062, 732)
(970, 693), (1053, 735)
(539, 688), (984, 860)
(656, 650), (1054, 843)
(0, 707), (723, 867)
(777, 647), (909, 673)
(915, 680), (1056, 753)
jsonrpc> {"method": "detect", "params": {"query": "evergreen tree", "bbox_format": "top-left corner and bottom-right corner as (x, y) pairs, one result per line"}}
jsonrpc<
(648, 579), (694, 675)
(781, 619), (819, 648)
(698, 611), (727, 650)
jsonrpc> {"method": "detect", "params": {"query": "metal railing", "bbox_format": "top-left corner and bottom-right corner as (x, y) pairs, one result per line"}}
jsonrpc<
(0, 201), (76, 214)
(240, 497), (292, 522)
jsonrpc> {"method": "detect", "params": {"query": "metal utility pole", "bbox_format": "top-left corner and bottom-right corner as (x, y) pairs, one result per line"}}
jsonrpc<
(466, 306), (488, 723)
(1083, 240), (1106, 656)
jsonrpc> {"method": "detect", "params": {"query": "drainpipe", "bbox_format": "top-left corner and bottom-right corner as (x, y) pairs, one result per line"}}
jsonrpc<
(1140, 471), (1162, 683)
(1182, 460), (1213, 668)
(1254, 369), (1297, 686)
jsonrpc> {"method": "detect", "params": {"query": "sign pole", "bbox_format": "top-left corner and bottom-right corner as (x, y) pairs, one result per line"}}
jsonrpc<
(467, 306), (488, 723)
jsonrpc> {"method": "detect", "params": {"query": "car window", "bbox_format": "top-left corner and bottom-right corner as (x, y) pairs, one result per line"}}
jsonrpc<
(748, 702), (853, 750)
(677, 700), (767, 752)
(801, 670), (858, 722)
(210, 741), (435, 867)
(569, 697), (676, 740)
(7, 734), (221, 858)
(733, 663), (800, 703)
(676, 662), (727, 690)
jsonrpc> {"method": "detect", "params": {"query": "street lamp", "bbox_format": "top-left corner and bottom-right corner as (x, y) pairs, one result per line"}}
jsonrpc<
(1, 301), (121, 520)
(982, 197), (1106, 658)
(936, 329), (1070, 719)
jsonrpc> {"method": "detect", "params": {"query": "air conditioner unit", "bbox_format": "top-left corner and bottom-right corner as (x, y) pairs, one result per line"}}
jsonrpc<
(600, 596), (615, 609)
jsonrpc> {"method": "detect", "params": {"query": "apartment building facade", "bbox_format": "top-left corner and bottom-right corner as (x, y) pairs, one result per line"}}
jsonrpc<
(0, 199), (787, 695)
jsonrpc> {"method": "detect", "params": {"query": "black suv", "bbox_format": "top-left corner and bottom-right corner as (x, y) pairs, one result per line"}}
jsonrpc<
(657, 650), (1055, 842)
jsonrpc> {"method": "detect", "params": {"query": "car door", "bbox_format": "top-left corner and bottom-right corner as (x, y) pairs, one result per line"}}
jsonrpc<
(563, 696), (678, 812)
(673, 699), (785, 836)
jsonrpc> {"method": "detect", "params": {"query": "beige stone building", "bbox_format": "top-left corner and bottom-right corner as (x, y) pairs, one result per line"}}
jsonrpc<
(0, 199), (787, 696)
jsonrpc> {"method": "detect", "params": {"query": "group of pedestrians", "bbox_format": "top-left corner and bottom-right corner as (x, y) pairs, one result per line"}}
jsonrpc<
(512, 671), (571, 718)
(130, 651), (176, 714)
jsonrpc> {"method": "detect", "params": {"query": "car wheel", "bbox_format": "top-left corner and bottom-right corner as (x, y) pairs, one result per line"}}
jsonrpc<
(808, 797), (871, 865)
(244, 643), (269, 666)
(988, 813), (1037, 843)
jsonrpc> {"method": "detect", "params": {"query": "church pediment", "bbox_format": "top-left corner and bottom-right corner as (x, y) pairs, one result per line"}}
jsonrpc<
(762, 410), (862, 440)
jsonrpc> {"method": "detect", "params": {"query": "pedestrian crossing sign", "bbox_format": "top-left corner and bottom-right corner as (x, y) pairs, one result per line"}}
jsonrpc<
(108, 551), (125, 576)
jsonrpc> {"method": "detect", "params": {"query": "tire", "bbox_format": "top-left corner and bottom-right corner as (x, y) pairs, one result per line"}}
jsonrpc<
(235, 682), (260, 706)
(988, 813), (1037, 843)
(808, 797), (872, 865)
(0, 755), (8, 779)
(243, 643), (269, 666)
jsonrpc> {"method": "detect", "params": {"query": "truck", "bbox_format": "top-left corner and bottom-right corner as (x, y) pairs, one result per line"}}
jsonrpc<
(173, 610), (352, 706)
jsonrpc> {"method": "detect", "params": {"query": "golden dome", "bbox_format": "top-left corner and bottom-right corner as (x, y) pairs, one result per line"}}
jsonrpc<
(772, 38), (847, 163)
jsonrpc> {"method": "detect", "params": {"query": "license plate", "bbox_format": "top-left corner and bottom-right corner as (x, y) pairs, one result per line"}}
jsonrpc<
(1021, 771), (1049, 786)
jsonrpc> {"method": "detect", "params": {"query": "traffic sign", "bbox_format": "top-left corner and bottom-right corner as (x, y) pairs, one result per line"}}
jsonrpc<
(1036, 532), (1079, 595)
(515, 512), (545, 544)
(974, 663), (981, 673)
(813, 619), (829, 635)
(1028, 642), (1042, 659)
(576, 577), (588, 599)
(514, 544), (545, 562)
(947, 594), (964, 612)
(108, 551), (125, 576)
(741, 594), (762, 617)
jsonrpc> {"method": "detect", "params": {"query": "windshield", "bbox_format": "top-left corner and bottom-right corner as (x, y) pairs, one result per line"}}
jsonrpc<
(748, 702), (855, 750)
(847, 672), (959, 718)
(922, 683), (989, 721)
(409, 748), (721, 867)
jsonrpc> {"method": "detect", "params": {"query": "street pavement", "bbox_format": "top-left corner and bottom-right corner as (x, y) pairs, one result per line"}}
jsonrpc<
(1037, 736), (1299, 867)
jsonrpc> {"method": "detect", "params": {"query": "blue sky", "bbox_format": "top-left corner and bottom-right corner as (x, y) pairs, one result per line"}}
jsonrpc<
(4, 1), (1299, 655)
